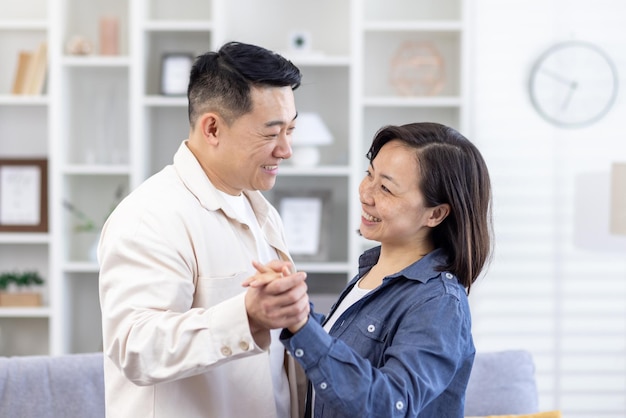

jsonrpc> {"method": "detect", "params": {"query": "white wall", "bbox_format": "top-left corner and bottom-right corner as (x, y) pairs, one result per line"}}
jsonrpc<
(470, 1), (626, 416)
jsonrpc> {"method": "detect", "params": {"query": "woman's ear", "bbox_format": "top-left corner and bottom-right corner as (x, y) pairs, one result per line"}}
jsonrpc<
(427, 203), (451, 227)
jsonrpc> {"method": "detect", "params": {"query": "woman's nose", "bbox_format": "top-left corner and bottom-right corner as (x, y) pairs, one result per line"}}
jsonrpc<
(359, 180), (373, 203)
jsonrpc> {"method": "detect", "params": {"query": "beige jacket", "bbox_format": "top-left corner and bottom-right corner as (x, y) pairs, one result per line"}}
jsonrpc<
(98, 141), (306, 418)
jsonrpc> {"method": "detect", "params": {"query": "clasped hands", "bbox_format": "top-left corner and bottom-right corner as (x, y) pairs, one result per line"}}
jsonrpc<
(242, 260), (309, 335)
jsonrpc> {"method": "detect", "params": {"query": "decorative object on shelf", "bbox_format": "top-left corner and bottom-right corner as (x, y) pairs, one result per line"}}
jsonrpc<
(63, 184), (125, 262)
(66, 35), (94, 55)
(160, 53), (194, 96)
(528, 40), (619, 128)
(289, 31), (312, 52)
(610, 162), (626, 236)
(0, 159), (48, 233)
(275, 189), (331, 262)
(10, 42), (48, 95)
(0, 270), (44, 307)
(290, 112), (334, 167)
(99, 16), (119, 55)
(280, 31), (325, 60)
(389, 40), (445, 97)
(63, 184), (125, 233)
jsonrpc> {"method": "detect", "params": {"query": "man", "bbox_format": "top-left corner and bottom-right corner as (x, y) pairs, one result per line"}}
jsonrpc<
(98, 41), (309, 418)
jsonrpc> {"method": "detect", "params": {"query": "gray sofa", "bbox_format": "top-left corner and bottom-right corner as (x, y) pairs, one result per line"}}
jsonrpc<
(0, 350), (538, 417)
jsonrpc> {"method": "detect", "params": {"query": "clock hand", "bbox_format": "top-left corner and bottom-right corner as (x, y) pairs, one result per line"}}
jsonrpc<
(540, 68), (574, 86)
(561, 81), (578, 110)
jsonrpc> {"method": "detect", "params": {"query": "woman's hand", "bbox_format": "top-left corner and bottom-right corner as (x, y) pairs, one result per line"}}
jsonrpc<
(243, 260), (309, 334)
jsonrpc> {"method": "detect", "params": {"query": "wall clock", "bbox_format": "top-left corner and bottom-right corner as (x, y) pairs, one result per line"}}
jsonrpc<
(528, 40), (619, 128)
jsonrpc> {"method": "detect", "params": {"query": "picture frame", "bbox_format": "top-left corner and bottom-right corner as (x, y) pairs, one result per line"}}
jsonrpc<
(0, 158), (48, 233)
(160, 53), (194, 96)
(275, 189), (331, 262)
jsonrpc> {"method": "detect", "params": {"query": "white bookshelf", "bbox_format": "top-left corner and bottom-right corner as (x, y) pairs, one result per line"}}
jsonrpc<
(0, 0), (469, 355)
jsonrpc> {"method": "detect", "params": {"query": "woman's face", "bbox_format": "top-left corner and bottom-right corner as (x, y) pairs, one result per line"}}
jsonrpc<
(358, 140), (438, 248)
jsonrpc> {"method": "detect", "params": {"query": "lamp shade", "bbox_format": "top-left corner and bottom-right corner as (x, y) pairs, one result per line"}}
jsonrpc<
(610, 162), (626, 235)
(294, 112), (333, 146)
(290, 112), (333, 167)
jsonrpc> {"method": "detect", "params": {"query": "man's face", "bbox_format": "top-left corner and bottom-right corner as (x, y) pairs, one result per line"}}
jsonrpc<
(215, 86), (297, 195)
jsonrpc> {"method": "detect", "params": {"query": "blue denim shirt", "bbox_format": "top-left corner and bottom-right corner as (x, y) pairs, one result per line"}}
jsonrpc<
(281, 247), (475, 418)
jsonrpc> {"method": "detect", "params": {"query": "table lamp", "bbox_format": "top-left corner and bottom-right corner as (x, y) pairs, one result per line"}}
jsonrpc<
(290, 112), (333, 167)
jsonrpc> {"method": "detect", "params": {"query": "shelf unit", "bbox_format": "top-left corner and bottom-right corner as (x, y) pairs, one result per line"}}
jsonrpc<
(353, 0), (469, 256)
(0, 0), (52, 356)
(0, 0), (469, 356)
(49, 0), (131, 354)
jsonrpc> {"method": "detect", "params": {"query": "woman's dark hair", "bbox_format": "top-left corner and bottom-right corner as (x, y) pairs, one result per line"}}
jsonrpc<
(366, 122), (493, 292)
(187, 41), (302, 126)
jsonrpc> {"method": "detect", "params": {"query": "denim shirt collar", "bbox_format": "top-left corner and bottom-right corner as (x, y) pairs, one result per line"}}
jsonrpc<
(354, 246), (448, 286)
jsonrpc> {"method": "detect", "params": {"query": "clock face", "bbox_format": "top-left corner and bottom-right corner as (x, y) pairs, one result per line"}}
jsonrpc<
(528, 41), (618, 128)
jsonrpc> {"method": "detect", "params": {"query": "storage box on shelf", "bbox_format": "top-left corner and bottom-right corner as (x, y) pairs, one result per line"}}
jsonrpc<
(0, 240), (51, 355)
(0, 270), (45, 308)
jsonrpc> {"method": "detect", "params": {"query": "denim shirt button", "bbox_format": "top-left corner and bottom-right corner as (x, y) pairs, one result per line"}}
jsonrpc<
(445, 273), (453, 279)
(319, 382), (328, 390)
(294, 348), (304, 357)
(395, 401), (404, 410)
(367, 324), (375, 332)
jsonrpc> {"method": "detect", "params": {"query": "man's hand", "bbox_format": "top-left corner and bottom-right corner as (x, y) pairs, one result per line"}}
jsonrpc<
(243, 260), (309, 337)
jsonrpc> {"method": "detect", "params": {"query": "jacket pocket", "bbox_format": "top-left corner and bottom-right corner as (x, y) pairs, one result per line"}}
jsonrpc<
(194, 271), (248, 308)
(349, 314), (389, 366)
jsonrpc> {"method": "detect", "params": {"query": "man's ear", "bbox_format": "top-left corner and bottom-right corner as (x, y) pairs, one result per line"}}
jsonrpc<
(427, 203), (451, 227)
(198, 113), (220, 145)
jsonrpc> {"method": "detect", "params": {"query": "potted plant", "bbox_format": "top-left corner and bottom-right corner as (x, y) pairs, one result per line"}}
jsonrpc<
(0, 270), (44, 307)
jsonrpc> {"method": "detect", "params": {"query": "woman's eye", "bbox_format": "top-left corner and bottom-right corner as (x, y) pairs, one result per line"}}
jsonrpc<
(381, 185), (391, 193)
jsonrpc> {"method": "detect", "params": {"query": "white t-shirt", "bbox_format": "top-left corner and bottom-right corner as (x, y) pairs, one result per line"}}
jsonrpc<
(219, 191), (291, 418)
(323, 280), (372, 332)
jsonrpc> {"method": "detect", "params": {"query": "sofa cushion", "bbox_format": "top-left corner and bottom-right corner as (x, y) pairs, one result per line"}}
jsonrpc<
(464, 350), (539, 416)
(0, 352), (104, 418)
(466, 412), (561, 418)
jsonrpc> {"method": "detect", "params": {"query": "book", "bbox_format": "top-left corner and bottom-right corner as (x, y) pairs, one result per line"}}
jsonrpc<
(11, 51), (33, 95)
(23, 42), (48, 95)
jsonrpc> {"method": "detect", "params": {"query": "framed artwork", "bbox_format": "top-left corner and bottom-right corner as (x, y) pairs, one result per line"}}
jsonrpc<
(160, 53), (194, 96)
(0, 159), (48, 232)
(275, 189), (331, 262)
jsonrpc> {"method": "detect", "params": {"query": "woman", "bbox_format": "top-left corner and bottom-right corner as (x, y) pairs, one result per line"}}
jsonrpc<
(249, 122), (492, 417)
